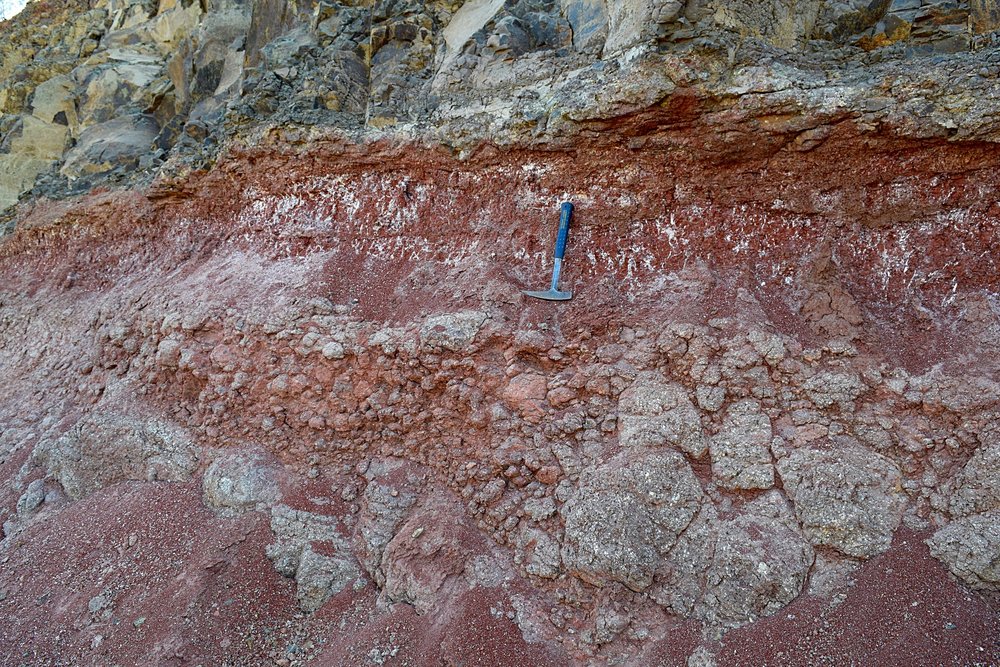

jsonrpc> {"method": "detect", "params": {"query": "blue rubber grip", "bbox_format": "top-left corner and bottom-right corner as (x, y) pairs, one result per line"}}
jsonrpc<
(554, 202), (573, 259)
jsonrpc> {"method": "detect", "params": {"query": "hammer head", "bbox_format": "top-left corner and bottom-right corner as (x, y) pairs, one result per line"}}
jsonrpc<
(523, 289), (573, 301)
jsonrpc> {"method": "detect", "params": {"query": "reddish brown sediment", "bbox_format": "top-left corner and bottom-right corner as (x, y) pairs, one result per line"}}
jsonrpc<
(2, 111), (1000, 667)
(4, 0), (1000, 663)
(717, 530), (1000, 667)
(9, 128), (1000, 312)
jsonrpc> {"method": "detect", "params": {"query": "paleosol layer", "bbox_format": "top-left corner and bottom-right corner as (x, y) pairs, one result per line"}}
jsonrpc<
(1, 127), (999, 664)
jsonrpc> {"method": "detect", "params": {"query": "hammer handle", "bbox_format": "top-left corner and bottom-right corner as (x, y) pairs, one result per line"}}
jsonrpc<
(554, 202), (573, 260)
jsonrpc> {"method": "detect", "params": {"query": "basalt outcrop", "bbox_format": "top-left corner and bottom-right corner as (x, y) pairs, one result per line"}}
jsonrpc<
(1, 1), (999, 666)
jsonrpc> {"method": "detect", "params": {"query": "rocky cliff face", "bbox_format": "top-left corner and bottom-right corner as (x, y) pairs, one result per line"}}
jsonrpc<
(1, 1), (999, 666)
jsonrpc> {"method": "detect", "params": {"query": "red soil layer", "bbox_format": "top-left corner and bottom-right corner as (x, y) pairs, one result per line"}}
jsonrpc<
(0, 482), (299, 666)
(1, 124), (999, 665)
(4, 123), (998, 371)
(717, 530), (1000, 667)
(2, 487), (996, 665)
(0, 479), (578, 666)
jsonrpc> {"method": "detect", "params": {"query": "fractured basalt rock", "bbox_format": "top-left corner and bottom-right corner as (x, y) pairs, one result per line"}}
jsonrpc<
(266, 503), (361, 612)
(776, 444), (905, 558)
(201, 449), (282, 516)
(710, 398), (775, 490)
(31, 413), (198, 501)
(700, 491), (814, 626)
(355, 458), (421, 586)
(0, 0), (998, 214)
(927, 510), (1000, 592)
(617, 373), (708, 458)
(561, 450), (704, 591)
(945, 441), (1000, 519)
(380, 495), (481, 613)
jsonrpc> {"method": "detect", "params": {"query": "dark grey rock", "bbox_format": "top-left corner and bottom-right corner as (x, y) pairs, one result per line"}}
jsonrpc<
(561, 0), (607, 52)
(60, 114), (159, 181)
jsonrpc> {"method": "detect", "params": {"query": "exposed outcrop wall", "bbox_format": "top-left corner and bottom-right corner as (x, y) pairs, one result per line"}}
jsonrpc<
(1, 1), (999, 666)
(2, 0), (1000, 214)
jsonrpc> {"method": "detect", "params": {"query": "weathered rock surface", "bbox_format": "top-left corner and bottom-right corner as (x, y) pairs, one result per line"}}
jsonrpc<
(0, 0), (999, 664)
(618, 374), (708, 457)
(30, 412), (198, 500)
(561, 450), (704, 591)
(777, 445), (905, 558)
(710, 399), (774, 490)
(202, 449), (282, 515)
(701, 492), (814, 626)
(266, 504), (362, 612)
(928, 510), (1000, 592)
(945, 441), (1000, 518)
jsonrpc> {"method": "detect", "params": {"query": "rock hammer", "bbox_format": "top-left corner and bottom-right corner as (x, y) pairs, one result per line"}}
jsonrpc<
(524, 202), (574, 301)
